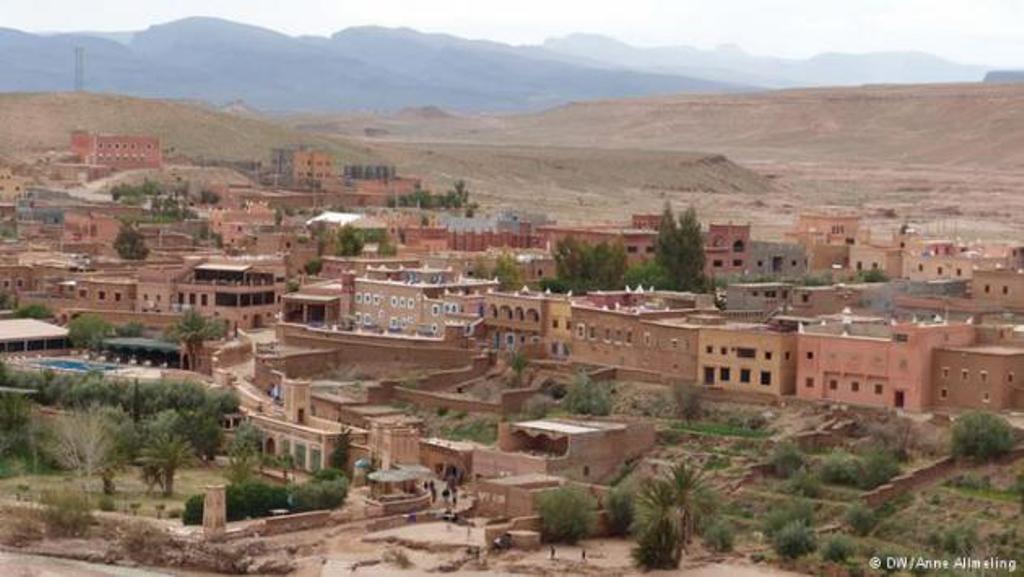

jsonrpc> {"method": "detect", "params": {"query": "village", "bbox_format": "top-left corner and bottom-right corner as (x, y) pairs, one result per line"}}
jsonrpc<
(0, 131), (1022, 577)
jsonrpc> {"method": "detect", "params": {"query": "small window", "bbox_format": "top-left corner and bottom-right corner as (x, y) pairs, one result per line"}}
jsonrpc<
(740, 369), (751, 383)
(719, 367), (731, 382)
(806, 351), (815, 360)
(980, 371), (988, 383)
(705, 345), (713, 354)
(942, 367), (949, 379)
(874, 384), (883, 395)
(805, 377), (814, 388)
(851, 381), (860, 393)
(829, 379), (838, 390)
(765, 351), (774, 360)
(982, 392), (990, 403)
(962, 369), (969, 381)
(760, 371), (772, 386)
(940, 388), (948, 399)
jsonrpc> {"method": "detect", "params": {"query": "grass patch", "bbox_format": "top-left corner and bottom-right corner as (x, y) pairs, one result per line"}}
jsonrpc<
(944, 485), (1019, 503)
(670, 420), (771, 439)
(440, 418), (498, 444)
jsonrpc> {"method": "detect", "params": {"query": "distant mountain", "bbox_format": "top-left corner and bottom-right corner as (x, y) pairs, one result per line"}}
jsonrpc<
(542, 33), (988, 88)
(0, 18), (741, 112)
(984, 70), (1024, 84)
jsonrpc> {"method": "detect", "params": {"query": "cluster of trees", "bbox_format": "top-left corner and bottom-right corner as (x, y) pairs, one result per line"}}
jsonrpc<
(388, 180), (477, 214)
(111, 180), (197, 221)
(0, 366), (239, 498)
(545, 203), (707, 294)
(13, 303), (52, 319)
(471, 254), (523, 291)
(316, 225), (396, 258)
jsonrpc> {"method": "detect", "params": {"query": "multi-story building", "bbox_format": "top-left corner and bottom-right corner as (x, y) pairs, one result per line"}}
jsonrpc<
(726, 282), (792, 313)
(704, 223), (750, 277)
(136, 257), (287, 333)
(270, 146), (335, 190)
(351, 266), (497, 335)
(698, 319), (799, 396)
(931, 345), (1024, 411)
(484, 289), (572, 357)
(748, 241), (808, 278)
(209, 201), (277, 248)
(970, 269), (1024, 312)
(70, 131), (162, 170)
(796, 318), (975, 411)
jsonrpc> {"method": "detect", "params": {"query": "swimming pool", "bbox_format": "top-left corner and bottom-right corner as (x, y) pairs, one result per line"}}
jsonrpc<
(31, 359), (120, 373)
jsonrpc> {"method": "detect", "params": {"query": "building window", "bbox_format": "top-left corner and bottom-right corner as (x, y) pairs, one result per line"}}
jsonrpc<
(765, 351), (773, 360)
(1003, 286), (1010, 295)
(720, 347), (727, 355)
(806, 351), (814, 360)
(851, 381), (860, 393)
(940, 388), (948, 399)
(962, 369), (969, 381)
(980, 371), (988, 383)
(829, 379), (838, 390)
(982, 392), (990, 403)
(705, 345), (713, 354)
(740, 369), (751, 383)
(1009, 372), (1015, 383)
(760, 371), (772, 386)
(942, 367), (949, 379)
(719, 367), (731, 382)
(737, 348), (756, 359)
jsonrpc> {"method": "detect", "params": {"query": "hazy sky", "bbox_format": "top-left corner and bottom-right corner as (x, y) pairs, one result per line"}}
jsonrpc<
(5, 0), (1024, 67)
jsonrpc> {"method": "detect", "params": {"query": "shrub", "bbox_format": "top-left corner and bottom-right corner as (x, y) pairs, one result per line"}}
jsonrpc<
(536, 486), (596, 543)
(672, 382), (703, 421)
(290, 478), (349, 512)
(929, 523), (979, 556)
(312, 468), (346, 482)
(182, 494), (204, 525)
(40, 489), (94, 537)
(784, 470), (822, 498)
(819, 451), (862, 486)
(844, 503), (877, 537)
(951, 411), (1015, 461)
(182, 481), (292, 525)
(770, 443), (806, 479)
(859, 450), (901, 490)
(97, 494), (116, 512)
(822, 534), (856, 563)
(702, 520), (735, 552)
(772, 520), (817, 560)
(763, 499), (815, 537)
(563, 373), (612, 416)
(605, 487), (634, 536)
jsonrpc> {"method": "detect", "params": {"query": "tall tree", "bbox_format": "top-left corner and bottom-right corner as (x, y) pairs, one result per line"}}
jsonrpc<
(113, 222), (150, 261)
(655, 203), (706, 292)
(139, 433), (195, 497)
(632, 462), (715, 570)
(67, 314), (114, 351)
(492, 254), (524, 291)
(48, 407), (115, 489)
(166, 310), (226, 372)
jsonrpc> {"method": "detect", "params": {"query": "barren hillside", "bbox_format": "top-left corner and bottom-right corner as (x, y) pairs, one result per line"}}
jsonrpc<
(312, 84), (1024, 167)
(0, 92), (374, 163)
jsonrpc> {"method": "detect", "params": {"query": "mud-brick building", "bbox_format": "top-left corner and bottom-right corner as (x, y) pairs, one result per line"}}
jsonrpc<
(931, 345), (1024, 411)
(796, 318), (976, 411)
(483, 289), (572, 357)
(472, 418), (656, 483)
(697, 319), (799, 397)
(70, 131), (162, 170)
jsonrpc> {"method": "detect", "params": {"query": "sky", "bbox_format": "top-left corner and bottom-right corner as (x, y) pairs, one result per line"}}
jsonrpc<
(4, 0), (1024, 67)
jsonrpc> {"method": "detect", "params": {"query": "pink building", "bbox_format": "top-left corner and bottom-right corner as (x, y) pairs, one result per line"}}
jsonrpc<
(796, 318), (975, 411)
(70, 131), (162, 170)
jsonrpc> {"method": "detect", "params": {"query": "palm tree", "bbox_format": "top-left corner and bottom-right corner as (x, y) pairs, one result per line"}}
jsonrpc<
(140, 433), (195, 497)
(167, 310), (225, 372)
(632, 462), (714, 570)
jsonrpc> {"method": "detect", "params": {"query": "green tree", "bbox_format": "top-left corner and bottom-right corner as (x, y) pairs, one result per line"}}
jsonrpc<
(13, 304), (51, 319)
(769, 443), (806, 479)
(624, 260), (674, 291)
(553, 237), (627, 292)
(166, 310), (226, 372)
(845, 503), (878, 537)
(655, 203), (706, 291)
(951, 411), (1015, 461)
(139, 433), (195, 497)
(68, 314), (114, 351)
(773, 520), (817, 559)
(329, 428), (352, 472)
(632, 462), (714, 570)
(0, 392), (33, 458)
(492, 254), (524, 291)
(536, 486), (596, 543)
(606, 486), (635, 536)
(564, 372), (612, 416)
(330, 225), (365, 256)
(113, 222), (150, 260)
(509, 352), (529, 386)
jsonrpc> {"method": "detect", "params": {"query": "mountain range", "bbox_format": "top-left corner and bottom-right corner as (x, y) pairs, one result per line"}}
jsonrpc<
(0, 17), (993, 112)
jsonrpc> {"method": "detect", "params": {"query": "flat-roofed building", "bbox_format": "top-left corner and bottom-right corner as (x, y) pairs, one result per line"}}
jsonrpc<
(484, 289), (572, 357)
(931, 345), (1024, 411)
(473, 418), (655, 483)
(796, 318), (975, 411)
(0, 319), (70, 355)
(697, 319), (799, 397)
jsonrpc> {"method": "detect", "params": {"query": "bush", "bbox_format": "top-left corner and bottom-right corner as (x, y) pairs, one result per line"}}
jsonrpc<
(40, 489), (94, 537)
(605, 487), (634, 536)
(97, 494), (116, 512)
(844, 503), (877, 537)
(784, 470), (822, 498)
(819, 451), (863, 486)
(770, 443), (806, 479)
(951, 411), (1015, 461)
(702, 520), (735, 552)
(536, 486), (596, 544)
(182, 481), (292, 525)
(563, 373), (612, 416)
(312, 468), (346, 482)
(929, 523), (979, 556)
(290, 478), (349, 512)
(763, 499), (815, 537)
(822, 534), (856, 563)
(859, 450), (901, 490)
(772, 521), (817, 560)
(182, 494), (203, 525)
(672, 382), (703, 421)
